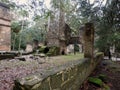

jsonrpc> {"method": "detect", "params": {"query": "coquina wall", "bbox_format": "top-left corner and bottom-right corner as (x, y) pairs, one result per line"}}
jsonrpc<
(0, 2), (11, 51)
(14, 53), (103, 90)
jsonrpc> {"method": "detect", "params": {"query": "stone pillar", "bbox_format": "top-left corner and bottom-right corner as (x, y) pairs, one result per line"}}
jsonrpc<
(0, 2), (11, 51)
(83, 23), (94, 58)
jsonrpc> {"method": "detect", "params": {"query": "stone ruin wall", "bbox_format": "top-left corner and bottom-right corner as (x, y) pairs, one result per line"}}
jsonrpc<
(14, 53), (103, 90)
(46, 10), (85, 54)
(46, 10), (67, 54)
(0, 2), (11, 51)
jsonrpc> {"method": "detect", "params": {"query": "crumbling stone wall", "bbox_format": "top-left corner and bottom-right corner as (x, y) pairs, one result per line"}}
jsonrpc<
(14, 53), (103, 90)
(0, 2), (11, 51)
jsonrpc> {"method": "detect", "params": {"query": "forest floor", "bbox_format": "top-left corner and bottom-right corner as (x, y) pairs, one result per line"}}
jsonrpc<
(80, 59), (120, 90)
(0, 53), (83, 90)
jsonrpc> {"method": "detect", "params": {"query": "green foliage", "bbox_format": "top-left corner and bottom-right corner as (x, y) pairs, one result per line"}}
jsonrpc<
(0, 0), (9, 3)
(46, 46), (60, 56)
(11, 32), (26, 50)
(96, 0), (120, 52)
(18, 10), (29, 17)
(74, 44), (79, 52)
(8, 0), (119, 52)
(11, 23), (47, 50)
(88, 74), (110, 90)
(88, 77), (103, 87)
(98, 74), (107, 82)
(11, 21), (21, 33)
(95, 52), (104, 57)
(39, 46), (46, 53)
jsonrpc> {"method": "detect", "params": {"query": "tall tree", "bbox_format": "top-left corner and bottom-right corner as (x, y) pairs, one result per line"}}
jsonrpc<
(96, 0), (120, 52)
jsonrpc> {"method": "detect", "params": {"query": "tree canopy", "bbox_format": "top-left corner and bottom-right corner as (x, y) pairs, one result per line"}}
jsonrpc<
(0, 0), (119, 52)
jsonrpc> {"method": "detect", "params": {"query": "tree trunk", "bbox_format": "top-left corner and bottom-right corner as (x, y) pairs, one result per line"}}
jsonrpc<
(18, 19), (24, 51)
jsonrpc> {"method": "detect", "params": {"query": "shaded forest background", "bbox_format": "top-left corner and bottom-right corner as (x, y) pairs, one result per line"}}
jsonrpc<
(0, 0), (119, 52)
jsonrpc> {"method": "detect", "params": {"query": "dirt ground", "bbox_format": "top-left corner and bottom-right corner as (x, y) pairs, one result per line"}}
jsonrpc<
(80, 59), (120, 90)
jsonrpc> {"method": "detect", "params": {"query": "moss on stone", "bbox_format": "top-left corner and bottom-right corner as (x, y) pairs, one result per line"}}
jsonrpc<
(88, 77), (103, 87)
(50, 73), (62, 89)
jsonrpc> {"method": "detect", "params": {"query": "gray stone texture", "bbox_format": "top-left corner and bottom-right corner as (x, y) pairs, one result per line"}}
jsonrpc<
(83, 23), (94, 58)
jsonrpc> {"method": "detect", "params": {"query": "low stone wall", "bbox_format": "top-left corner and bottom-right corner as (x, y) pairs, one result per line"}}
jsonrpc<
(14, 53), (103, 90)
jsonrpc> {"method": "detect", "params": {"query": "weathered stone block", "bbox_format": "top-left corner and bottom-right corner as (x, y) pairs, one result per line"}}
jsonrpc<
(83, 23), (94, 58)
(62, 70), (69, 82)
(61, 77), (76, 90)
(31, 83), (41, 90)
(77, 64), (84, 72)
(50, 73), (62, 89)
(33, 78), (50, 90)
(69, 67), (77, 78)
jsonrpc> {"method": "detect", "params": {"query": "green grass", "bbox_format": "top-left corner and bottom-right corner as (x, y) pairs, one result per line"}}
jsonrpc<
(48, 53), (84, 65)
(0, 53), (84, 71)
(60, 53), (84, 60)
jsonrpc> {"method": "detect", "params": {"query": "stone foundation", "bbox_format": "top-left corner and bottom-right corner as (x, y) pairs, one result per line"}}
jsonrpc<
(14, 53), (103, 90)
